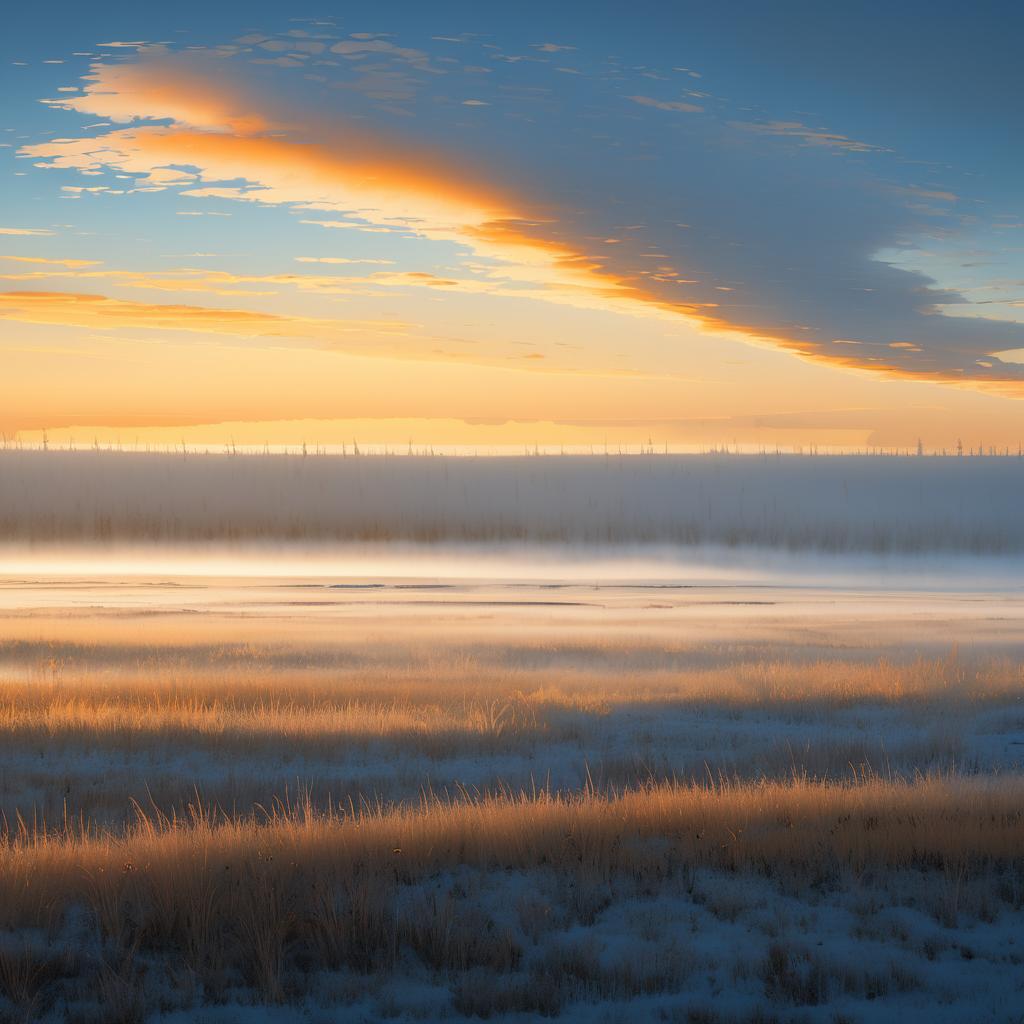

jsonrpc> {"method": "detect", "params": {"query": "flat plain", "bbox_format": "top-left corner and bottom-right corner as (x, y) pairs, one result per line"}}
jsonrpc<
(1, 562), (1023, 1023)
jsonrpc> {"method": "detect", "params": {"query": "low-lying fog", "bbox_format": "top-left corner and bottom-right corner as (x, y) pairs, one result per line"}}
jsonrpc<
(5, 450), (1024, 554)
(2, 541), (1023, 595)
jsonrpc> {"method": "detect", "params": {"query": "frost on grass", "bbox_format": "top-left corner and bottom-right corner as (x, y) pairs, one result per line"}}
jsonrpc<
(0, 580), (1023, 1021)
(1, 779), (1024, 1023)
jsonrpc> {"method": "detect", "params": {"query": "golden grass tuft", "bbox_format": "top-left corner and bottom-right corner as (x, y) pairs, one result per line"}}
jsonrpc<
(2, 774), (1022, 935)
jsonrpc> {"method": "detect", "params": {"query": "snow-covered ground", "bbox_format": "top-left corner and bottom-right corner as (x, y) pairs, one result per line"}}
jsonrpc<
(1, 566), (1023, 1022)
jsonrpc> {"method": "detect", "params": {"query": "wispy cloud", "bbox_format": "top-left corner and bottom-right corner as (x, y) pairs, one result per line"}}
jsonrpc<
(329, 38), (439, 73)
(0, 255), (99, 267)
(627, 95), (703, 114)
(0, 265), (493, 298)
(295, 256), (395, 265)
(0, 290), (415, 339)
(0, 290), (308, 334)
(297, 220), (401, 234)
(729, 120), (886, 154)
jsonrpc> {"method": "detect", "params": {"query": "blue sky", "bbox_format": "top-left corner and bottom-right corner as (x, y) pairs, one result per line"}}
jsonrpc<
(2, 2), (1024, 449)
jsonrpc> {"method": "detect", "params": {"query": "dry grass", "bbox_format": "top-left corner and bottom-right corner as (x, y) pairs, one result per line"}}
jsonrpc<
(0, 591), (1022, 1017)
(0, 683), (545, 756)
(2, 774), (1022, 932)
(0, 651), (1017, 754)
(0, 645), (1016, 830)
(0, 774), (1019, 1018)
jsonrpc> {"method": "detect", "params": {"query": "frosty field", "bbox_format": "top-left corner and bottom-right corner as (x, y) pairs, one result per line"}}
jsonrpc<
(1, 453), (1023, 1022)
(0, 542), (1023, 1022)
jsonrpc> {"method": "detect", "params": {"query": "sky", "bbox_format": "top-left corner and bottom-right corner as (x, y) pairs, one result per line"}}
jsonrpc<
(3, 0), (1024, 451)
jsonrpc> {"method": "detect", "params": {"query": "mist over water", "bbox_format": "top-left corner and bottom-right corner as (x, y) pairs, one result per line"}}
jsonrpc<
(2, 540), (1022, 594)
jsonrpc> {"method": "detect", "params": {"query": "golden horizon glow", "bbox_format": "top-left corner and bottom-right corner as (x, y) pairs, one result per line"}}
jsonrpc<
(4, 24), (1024, 446)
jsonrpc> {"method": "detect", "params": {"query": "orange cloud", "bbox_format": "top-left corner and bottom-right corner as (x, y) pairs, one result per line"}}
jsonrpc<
(0, 267), (491, 298)
(1, 289), (675, 381)
(0, 255), (101, 268)
(28, 125), (693, 324)
(0, 290), (412, 338)
(41, 55), (271, 133)
(25, 58), (682, 324)
(17, 104), (774, 350)
(0, 290), (303, 334)
(24, 53), (1024, 390)
(27, 126), (511, 233)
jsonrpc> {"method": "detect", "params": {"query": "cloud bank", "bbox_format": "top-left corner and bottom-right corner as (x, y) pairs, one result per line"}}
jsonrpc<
(18, 41), (1024, 388)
